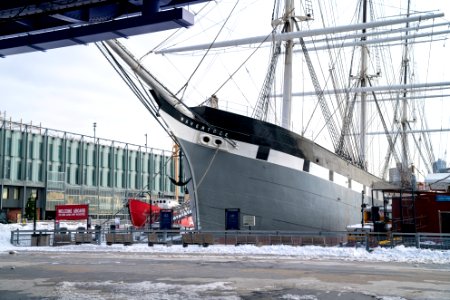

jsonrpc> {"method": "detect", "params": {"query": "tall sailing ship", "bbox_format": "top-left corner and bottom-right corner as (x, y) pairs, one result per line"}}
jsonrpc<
(98, 0), (450, 231)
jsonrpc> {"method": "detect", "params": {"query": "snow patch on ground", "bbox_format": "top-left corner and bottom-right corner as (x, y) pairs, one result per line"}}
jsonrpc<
(1, 222), (449, 265)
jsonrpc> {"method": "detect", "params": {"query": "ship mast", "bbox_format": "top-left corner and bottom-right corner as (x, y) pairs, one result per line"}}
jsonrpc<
(400, 0), (411, 186)
(359, 0), (369, 169)
(281, 0), (294, 130)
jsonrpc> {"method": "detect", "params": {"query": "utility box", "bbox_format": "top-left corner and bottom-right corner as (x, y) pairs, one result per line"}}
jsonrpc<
(53, 233), (72, 246)
(75, 233), (93, 244)
(106, 233), (133, 245)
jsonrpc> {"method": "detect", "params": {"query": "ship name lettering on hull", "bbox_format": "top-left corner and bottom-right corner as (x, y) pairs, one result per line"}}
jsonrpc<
(180, 116), (229, 138)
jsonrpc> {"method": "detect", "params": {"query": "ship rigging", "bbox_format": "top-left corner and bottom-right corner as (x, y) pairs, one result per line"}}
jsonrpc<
(97, 0), (450, 231)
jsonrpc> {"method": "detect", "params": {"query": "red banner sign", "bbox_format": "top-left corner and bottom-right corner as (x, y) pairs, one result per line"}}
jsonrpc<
(56, 204), (89, 220)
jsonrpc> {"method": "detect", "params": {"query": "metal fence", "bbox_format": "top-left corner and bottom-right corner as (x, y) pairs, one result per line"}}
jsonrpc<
(9, 229), (450, 250)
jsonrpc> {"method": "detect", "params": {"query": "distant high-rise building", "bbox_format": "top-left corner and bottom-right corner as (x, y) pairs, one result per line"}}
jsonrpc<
(433, 159), (447, 173)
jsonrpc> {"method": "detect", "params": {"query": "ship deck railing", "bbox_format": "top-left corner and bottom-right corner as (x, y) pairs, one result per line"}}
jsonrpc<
(9, 228), (450, 250)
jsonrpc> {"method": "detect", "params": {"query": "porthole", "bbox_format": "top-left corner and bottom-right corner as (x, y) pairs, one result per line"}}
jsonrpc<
(202, 136), (210, 144)
(214, 139), (223, 146)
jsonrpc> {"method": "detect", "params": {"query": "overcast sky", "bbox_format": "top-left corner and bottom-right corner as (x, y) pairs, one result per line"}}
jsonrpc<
(0, 0), (449, 156)
(0, 42), (171, 150)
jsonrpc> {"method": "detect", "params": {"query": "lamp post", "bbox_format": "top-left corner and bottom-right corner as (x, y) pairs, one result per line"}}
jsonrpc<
(142, 191), (152, 230)
(93, 122), (99, 220)
(149, 194), (153, 230)
(361, 190), (366, 230)
(145, 133), (147, 153)
(33, 194), (38, 233)
(87, 199), (91, 229)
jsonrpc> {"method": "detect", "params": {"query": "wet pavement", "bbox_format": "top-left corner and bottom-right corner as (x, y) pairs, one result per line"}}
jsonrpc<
(0, 249), (449, 299)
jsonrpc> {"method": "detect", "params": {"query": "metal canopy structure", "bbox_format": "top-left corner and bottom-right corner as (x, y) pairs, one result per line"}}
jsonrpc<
(0, 0), (211, 57)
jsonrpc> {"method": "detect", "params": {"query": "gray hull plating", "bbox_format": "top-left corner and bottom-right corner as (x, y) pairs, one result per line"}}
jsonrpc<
(180, 138), (367, 231)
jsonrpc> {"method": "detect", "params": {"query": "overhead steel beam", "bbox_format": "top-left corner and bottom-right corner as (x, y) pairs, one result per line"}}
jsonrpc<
(0, 9), (194, 57)
(0, 0), (211, 57)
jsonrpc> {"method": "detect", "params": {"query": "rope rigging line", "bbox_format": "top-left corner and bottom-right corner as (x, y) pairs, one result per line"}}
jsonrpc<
(196, 147), (220, 189)
(429, 173), (450, 190)
(297, 27), (348, 159)
(102, 50), (155, 115)
(317, 0), (363, 161)
(301, 4), (351, 152)
(210, 32), (275, 97)
(96, 42), (179, 146)
(368, 78), (401, 166)
(175, 1), (239, 100)
(99, 39), (238, 149)
(422, 18), (439, 166)
(407, 122), (432, 174)
(252, 32), (281, 120)
(139, 1), (214, 61)
(251, 0), (284, 121)
(417, 101), (436, 167)
(319, 2), (366, 160)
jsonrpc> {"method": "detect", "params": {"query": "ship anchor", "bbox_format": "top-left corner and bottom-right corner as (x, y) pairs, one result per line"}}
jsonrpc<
(169, 176), (192, 187)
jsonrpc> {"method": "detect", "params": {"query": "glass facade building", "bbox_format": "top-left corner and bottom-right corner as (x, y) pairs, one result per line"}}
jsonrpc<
(0, 120), (177, 222)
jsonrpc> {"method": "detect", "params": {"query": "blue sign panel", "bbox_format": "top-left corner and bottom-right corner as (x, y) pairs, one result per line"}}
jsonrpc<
(225, 208), (240, 230)
(436, 195), (450, 202)
(159, 209), (173, 230)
